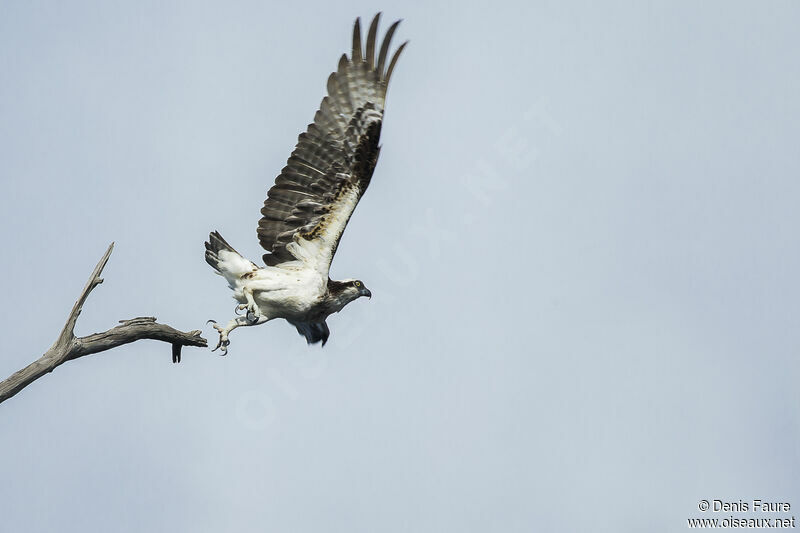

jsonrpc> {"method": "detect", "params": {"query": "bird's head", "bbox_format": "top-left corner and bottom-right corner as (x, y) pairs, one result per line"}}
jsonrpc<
(351, 279), (372, 299)
(327, 278), (371, 310)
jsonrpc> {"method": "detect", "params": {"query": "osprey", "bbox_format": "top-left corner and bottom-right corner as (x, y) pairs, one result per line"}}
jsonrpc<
(205, 14), (406, 353)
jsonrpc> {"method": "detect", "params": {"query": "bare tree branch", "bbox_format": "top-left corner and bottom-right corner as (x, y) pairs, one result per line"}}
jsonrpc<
(0, 243), (207, 405)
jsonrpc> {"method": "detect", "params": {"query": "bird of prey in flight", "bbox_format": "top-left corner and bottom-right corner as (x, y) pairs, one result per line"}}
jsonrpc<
(205, 14), (407, 353)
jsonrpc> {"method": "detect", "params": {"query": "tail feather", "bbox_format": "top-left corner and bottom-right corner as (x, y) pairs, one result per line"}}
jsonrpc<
(204, 231), (257, 288)
(205, 231), (240, 272)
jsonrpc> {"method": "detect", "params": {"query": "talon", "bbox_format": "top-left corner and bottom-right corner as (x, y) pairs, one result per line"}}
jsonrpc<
(206, 319), (217, 325)
(235, 304), (246, 316)
(209, 321), (229, 354)
(213, 336), (229, 354)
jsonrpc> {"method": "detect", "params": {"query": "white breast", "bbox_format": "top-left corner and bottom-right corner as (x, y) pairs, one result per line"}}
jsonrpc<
(241, 263), (327, 318)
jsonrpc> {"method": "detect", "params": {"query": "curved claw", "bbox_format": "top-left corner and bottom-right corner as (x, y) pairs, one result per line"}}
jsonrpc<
(234, 306), (243, 316)
(207, 319), (217, 325)
(212, 335), (229, 355)
(212, 336), (229, 354)
(209, 321), (228, 355)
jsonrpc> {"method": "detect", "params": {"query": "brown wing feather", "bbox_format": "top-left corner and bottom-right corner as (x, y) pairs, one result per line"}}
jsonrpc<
(257, 13), (407, 268)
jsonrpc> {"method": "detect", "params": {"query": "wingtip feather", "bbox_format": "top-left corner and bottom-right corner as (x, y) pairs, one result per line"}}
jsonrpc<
(385, 40), (408, 85)
(352, 17), (362, 62)
(377, 19), (401, 79)
(366, 13), (380, 69)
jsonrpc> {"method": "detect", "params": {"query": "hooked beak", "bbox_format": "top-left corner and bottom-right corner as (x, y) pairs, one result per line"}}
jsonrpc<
(360, 287), (372, 299)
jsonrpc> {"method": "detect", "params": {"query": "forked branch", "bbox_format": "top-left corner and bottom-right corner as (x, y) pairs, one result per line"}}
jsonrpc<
(0, 243), (207, 404)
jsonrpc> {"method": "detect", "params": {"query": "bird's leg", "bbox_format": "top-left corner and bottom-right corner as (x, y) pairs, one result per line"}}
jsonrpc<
(236, 286), (262, 318)
(207, 315), (270, 355)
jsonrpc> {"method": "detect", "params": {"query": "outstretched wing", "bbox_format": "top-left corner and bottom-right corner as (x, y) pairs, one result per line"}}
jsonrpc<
(257, 13), (407, 274)
(288, 319), (330, 346)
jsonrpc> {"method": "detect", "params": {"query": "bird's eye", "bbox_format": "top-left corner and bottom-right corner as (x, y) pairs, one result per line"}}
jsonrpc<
(354, 281), (361, 287)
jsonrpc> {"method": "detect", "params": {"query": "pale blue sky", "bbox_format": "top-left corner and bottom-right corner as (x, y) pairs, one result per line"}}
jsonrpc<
(1, 1), (799, 531)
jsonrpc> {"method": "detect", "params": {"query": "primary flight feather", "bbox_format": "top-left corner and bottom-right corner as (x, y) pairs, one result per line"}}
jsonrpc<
(205, 14), (406, 353)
